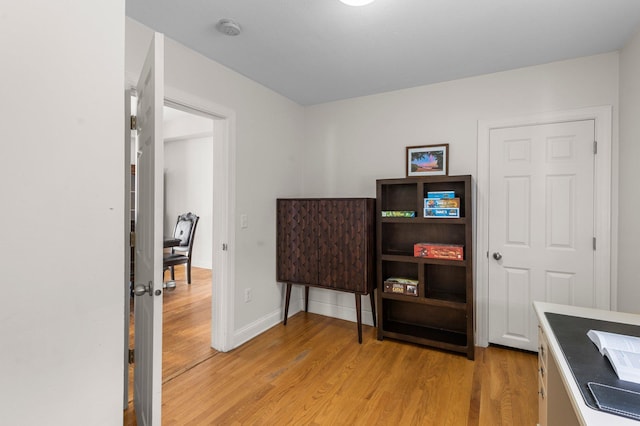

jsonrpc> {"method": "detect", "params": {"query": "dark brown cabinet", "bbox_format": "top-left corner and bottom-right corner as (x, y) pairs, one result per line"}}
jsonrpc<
(276, 198), (376, 343)
(376, 176), (474, 359)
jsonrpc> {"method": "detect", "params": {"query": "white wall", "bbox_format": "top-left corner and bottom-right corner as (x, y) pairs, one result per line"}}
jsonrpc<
(164, 108), (214, 139)
(0, 1), (124, 424)
(618, 29), (640, 314)
(304, 53), (619, 195)
(126, 18), (305, 345)
(163, 110), (214, 269)
(303, 53), (620, 324)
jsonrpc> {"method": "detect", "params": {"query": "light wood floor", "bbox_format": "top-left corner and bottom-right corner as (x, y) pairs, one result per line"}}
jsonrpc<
(125, 267), (538, 425)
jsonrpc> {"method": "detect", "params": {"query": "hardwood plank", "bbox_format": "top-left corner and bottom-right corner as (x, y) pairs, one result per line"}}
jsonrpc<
(125, 267), (538, 425)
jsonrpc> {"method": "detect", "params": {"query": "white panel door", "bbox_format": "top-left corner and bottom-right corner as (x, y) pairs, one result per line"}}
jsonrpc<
(488, 120), (595, 351)
(133, 32), (164, 426)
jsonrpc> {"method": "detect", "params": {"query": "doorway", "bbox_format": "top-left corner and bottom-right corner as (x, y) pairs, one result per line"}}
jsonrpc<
(129, 92), (235, 348)
(163, 105), (213, 273)
(476, 106), (614, 350)
(165, 92), (236, 354)
(125, 86), (237, 421)
(126, 99), (217, 393)
(161, 104), (216, 375)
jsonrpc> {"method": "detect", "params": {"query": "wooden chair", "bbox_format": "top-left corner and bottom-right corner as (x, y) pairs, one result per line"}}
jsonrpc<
(163, 212), (199, 284)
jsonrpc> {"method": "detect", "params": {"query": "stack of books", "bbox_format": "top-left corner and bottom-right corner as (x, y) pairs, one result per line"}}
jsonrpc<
(424, 191), (459, 218)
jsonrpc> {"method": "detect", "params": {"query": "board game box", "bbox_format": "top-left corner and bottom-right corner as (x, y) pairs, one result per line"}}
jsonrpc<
(413, 243), (464, 260)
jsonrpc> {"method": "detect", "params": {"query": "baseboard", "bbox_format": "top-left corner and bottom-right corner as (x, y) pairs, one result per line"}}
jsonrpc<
(307, 298), (375, 327)
(231, 297), (304, 349)
(231, 292), (376, 349)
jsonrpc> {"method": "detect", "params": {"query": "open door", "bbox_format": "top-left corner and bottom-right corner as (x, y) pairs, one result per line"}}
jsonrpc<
(132, 32), (165, 426)
(123, 89), (132, 410)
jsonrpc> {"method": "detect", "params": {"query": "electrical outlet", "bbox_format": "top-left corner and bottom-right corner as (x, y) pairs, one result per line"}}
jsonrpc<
(244, 288), (252, 303)
(240, 214), (248, 229)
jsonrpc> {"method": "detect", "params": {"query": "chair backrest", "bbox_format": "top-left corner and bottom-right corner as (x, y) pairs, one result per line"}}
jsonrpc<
(172, 212), (199, 254)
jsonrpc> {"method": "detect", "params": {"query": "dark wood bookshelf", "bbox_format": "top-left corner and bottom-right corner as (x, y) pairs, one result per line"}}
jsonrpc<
(376, 175), (474, 359)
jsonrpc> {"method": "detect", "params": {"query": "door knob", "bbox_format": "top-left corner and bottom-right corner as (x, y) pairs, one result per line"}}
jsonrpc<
(134, 281), (153, 296)
(493, 252), (502, 260)
(163, 281), (176, 292)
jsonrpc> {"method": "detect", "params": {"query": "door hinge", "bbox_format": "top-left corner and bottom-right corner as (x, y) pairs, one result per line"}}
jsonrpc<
(128, 349), (134, 364)
(593, 140), (597, 154)
(130, 231), (136, 248)
(593, 237), (596, 250)
(130, 115), (137, 131)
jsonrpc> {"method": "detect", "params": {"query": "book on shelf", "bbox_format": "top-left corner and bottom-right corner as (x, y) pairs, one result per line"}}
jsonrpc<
(424, 197), (460, 209)
(384, 277), (418, 284)
(587, 329), (640, 384)
(414, 243), (464, 260)
(423, 207), (460, 218)
(381, 210), (416, 217)
(426, 191), (455, 199)
(383, 277), (418, 296)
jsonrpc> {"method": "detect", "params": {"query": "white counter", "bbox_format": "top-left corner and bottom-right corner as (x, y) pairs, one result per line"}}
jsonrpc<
(534, 301), (640, 426)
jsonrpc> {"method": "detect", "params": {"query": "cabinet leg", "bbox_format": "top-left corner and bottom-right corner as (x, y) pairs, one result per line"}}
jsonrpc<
(369, 291), (376, 327)
(305, 286), (309, 312)
(355, 293), (362, 344)
(283, 283), (292, 325)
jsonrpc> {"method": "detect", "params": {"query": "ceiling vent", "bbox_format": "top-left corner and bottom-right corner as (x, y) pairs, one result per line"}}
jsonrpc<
(216, 19), (242, 36)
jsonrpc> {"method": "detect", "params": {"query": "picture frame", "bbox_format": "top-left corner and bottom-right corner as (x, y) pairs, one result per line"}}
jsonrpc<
(406, 144), (449, 177)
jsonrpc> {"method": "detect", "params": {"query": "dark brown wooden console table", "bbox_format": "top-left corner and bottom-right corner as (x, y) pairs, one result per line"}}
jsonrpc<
(276, 198), (376, 343)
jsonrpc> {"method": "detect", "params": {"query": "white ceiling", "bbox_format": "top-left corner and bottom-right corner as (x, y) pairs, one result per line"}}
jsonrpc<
(126, 0), (640, 106)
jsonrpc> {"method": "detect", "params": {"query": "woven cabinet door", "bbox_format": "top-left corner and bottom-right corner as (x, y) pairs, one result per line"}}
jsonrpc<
(276, 199), (319, 283)
(317, 199), (373, 292)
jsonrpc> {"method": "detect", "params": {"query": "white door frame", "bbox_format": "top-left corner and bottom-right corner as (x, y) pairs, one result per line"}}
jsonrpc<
(476, 105), (615, 347)
(164, 86), (236, 352)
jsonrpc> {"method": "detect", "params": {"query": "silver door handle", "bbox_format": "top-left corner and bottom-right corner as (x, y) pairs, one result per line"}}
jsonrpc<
(134, 281), (162, 296)
(134, 282), (153, 296)
(493, 252), (502, 260)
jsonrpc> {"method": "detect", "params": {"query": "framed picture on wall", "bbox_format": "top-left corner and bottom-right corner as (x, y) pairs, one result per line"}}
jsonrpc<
(406, 144), (449, 177)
